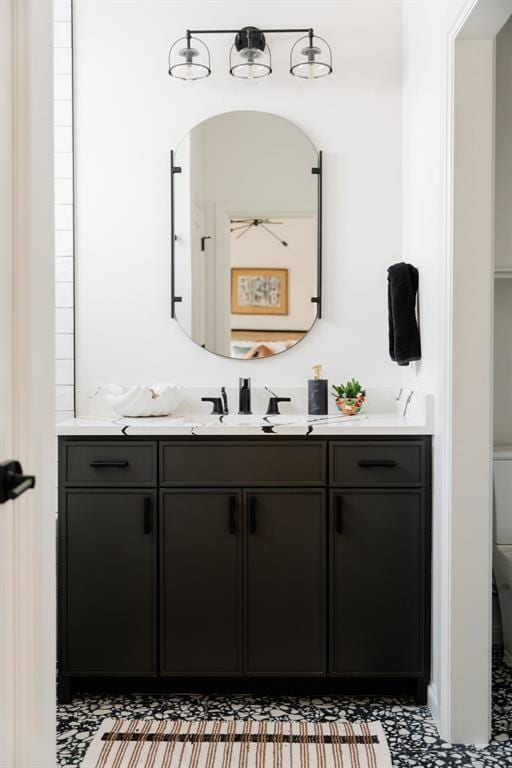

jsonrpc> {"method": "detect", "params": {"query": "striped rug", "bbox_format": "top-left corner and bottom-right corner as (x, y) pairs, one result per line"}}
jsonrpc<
(80, 719), (392, 768)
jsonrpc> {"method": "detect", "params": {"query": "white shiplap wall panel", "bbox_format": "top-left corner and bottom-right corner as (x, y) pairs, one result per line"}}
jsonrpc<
(54, 0), (73, 422)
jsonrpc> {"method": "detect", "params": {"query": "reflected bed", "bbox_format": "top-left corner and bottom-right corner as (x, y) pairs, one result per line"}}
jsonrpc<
(230, 329), (306, 358)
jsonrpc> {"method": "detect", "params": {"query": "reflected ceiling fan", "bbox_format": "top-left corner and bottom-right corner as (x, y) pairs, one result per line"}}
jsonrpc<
(230, 218), (288, 247)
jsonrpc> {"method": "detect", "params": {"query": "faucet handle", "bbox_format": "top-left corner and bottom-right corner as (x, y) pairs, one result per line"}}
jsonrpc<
(201, 397), (225, 415)
(266, 396), (291, 416)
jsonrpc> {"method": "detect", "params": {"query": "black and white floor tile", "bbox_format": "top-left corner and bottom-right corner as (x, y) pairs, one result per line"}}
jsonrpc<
(57, 648), (512, 768)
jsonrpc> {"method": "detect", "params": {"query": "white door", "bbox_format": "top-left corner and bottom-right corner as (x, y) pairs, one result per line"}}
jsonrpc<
(0, 1), (56, 765)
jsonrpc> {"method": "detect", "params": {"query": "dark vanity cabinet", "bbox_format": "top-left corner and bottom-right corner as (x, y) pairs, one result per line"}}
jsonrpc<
(330, 490), (426, 679)
(58, 436), (431, 703)
(244, 489), (325, 676)
(61, 489), (157, 676)
(160, 490), (242, 676)
(159, 488), (325, 678)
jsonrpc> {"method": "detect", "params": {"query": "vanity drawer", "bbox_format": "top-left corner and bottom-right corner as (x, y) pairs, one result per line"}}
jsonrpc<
(63, 441), (157, 487)
(160, 441), (326, 486)
(330, 441), (425, 486)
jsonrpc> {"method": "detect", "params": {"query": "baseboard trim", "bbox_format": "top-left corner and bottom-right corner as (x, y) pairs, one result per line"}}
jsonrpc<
(427, 682), (439, 721)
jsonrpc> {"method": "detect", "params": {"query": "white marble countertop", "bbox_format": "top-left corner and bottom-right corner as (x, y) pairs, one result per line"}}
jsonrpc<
(57, 413), (431, 437)
(57, 387), (433, 436)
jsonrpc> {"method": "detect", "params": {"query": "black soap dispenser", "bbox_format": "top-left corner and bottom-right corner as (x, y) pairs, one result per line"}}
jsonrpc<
(308, 364), (328, 416)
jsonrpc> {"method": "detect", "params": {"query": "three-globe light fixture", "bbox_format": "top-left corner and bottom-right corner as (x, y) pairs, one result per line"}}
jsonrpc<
(168, 26), (333, 82)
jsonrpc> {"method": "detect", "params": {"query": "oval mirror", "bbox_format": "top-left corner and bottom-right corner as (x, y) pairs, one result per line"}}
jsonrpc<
(172, 111), (320, 359)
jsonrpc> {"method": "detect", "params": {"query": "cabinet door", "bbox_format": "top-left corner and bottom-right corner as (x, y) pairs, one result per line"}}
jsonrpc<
(330, 490), (426, 676)
(160, 490), (242, 675)
(62, 490), (157, 675)
(245, 489), (325, 676)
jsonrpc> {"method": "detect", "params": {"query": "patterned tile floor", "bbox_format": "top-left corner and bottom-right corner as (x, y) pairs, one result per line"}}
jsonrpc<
(57, 648), (512, 767)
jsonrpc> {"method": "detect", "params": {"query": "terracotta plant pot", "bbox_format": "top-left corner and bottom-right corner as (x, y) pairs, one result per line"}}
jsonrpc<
(335, 395), (365, 416)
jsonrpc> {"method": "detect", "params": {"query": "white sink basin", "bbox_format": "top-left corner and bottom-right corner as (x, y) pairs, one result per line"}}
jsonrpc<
(185, 414), (309, 427)
(177, 413), (369, 428)
(224, 416), (264, 425)
(260, 415), (308, 424)
(222, 414), (308, 425)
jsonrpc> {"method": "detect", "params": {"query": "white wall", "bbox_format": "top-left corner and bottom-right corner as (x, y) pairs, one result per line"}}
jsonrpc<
(401, 0), (467, 739)
(451, 36), (495, 745)
(402, 0), (512, 745)
(74, 0), (403, 413)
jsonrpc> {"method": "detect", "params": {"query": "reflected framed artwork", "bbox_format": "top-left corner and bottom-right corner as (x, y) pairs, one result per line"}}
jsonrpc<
(231, 268), (288, 315)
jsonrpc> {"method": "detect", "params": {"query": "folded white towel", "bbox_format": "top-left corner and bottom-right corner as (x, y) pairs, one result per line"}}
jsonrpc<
(100, 383), (181, 418)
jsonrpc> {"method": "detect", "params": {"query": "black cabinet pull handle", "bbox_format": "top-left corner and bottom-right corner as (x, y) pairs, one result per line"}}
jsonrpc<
(357, 459), (397, 468)
(89, 460), (130, 469)
(336, 496), (343, 534)
(143, 496), (151, 534)
(229, 495), (237, 534)
(249, 496), (257, 534)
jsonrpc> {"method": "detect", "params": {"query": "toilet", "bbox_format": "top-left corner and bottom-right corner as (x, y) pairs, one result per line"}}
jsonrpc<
(494, 446), (512, 665)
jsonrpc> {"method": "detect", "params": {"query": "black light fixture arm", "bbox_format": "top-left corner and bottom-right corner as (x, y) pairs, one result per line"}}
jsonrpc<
(185, 27), (315, 36)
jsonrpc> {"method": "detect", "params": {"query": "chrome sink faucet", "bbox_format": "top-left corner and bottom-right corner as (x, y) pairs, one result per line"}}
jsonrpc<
(238, 378), (252, 415)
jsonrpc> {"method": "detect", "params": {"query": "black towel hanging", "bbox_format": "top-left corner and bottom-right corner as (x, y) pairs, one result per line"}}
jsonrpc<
(387, 262), (421, 366)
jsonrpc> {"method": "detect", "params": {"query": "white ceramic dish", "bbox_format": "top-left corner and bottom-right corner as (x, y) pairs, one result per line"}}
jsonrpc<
(101, 383), (181, 417)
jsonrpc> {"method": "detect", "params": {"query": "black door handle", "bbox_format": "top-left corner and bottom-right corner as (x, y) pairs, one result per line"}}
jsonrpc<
(357, 459), (397, 468)
(143, 496), (151, 534)
(336, 495), (343, 534)
(249, 495), (257, 534)
(0, 460), (36, 504)
(89, 460), (130, 469)
(229, 495), (237, 534)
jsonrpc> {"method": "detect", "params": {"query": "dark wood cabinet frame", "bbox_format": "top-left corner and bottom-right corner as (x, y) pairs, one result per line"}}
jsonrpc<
(58, 434), (431, 705)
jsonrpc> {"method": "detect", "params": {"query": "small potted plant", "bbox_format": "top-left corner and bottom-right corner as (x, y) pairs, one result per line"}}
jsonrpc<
(331, 379), (366, 416)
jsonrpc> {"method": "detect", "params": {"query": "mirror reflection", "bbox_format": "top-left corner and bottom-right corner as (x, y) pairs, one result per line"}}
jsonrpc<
(173, 111), (319, 359)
